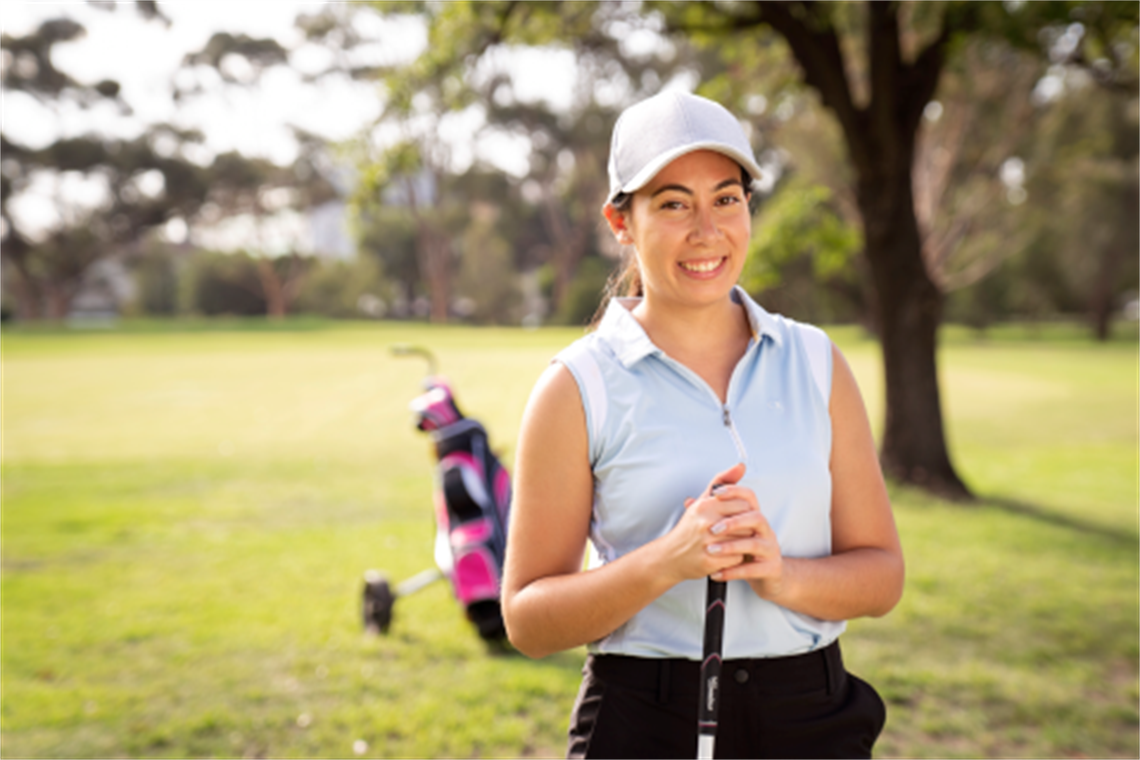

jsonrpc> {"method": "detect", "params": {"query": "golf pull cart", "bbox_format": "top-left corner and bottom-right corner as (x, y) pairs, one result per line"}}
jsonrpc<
(362, 345), (512, 643)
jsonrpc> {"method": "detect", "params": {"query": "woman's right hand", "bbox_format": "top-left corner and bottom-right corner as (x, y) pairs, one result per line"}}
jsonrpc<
(657, 462), (762, 584)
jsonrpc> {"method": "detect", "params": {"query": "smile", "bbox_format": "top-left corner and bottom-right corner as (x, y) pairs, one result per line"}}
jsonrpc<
(679, 257), (726, 274)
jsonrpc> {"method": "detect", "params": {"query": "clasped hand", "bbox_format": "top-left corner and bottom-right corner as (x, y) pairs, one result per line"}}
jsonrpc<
(669, 462), (785, 599)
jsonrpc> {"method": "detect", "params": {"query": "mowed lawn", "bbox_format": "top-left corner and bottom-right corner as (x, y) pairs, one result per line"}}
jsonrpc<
(2, 320), (1136, 758)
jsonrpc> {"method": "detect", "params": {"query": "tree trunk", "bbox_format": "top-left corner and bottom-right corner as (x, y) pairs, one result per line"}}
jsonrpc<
(1089, 248), (1118, 342)
(256, 258), (287, 319)
(859, 167), (971, 500)
(745, 0), (974, 499)
(7, 260), (44, 320)
(418, 224), (451, 323)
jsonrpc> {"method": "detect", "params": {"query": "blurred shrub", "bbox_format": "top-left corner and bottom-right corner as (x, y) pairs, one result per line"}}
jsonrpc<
(553, 255), (615, 327)
(294, 255), (389, 318)
(743, 181), (867, 326)
(129, 244), (180, 316)
(453, 215), (521, 324)
(179, 250), (266, 316)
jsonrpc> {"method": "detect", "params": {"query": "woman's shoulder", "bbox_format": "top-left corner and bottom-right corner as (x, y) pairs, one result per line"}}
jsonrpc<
(553, 331), (622, 389)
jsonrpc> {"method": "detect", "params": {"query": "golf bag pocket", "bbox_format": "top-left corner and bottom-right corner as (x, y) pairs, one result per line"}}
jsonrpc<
(449, 519), (501, 606)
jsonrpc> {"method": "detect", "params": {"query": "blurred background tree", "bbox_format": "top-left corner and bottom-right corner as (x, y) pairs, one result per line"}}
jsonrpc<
(0, 1), (1134, 497)
(369, 0), (1133, 498)
(0, 5), (205, 319)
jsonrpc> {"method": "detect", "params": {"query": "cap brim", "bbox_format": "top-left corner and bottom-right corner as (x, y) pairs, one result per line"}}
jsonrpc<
(612, 142), (763, 204)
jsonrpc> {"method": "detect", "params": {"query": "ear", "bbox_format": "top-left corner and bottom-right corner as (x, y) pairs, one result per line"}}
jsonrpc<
(603, 203), (634, 245)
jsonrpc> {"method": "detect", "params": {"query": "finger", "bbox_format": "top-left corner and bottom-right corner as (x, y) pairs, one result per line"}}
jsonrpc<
(713, 559), (779, 583)
(711, 484), (760, 511)
(704, 462), (746, 496)
(714, 512), (774, 541)
(711, 535), (773, 558)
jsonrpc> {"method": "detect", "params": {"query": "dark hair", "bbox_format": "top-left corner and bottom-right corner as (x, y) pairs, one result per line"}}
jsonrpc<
(589, 166), (752, 328)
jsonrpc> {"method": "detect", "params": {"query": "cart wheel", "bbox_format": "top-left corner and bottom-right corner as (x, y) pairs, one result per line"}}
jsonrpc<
(362, 570), (395, 635)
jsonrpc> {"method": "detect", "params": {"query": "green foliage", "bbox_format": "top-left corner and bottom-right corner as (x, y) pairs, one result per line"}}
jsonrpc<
(741, 181), (865, 323)
(353, 204), (419, 301)
(453, 207), (522, 325)
(552, 255), (616, 327)
(179, 251), (266, 317)
(129, 245), (180, 317)
(181, 32), (290, 82)
(1, 324), (1136, 758)
(745, 182), (861, 291)
(293, 257), (389, 320)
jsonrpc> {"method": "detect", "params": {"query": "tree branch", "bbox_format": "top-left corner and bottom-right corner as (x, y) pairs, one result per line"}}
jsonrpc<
(753, 2), (867, 164)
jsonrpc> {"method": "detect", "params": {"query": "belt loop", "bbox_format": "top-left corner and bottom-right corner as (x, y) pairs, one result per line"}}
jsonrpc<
(657, 659), (671, 704)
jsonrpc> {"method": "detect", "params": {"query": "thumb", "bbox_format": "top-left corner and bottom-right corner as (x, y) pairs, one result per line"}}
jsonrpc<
(705, 462), (746, 495)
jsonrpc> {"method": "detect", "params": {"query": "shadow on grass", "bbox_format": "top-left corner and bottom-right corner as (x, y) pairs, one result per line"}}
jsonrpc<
(484, 640), (587, 671)
(983, 496), (1139, 546)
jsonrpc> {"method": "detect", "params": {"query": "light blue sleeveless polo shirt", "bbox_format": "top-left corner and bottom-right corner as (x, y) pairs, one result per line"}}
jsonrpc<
(555, 286), (845, 660)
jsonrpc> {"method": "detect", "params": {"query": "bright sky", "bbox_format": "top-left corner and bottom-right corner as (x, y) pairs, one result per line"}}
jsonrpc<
(2, 1), (421, 163)
(1, 1), (579, 248)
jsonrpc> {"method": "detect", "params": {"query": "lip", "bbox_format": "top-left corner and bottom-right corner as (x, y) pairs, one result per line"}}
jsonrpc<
(677, 256), (727, 279)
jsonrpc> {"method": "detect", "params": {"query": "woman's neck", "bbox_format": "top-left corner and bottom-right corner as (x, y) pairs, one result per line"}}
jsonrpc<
(631, 291), (752, 401)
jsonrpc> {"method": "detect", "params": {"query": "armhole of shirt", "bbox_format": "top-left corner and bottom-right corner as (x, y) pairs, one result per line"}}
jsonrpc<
(795, 322), (833, 408)
(552, 341), (606, 466)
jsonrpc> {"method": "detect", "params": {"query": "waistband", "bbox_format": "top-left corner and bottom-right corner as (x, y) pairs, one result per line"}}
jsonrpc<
(586, 640), (845, 702)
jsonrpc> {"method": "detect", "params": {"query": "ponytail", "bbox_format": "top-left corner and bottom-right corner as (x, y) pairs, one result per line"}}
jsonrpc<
(590, 193), (643, 328)
(589, 253), (641, 329)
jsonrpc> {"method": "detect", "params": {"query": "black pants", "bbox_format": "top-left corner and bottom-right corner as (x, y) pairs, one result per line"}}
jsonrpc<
(567, 641), (886, 759)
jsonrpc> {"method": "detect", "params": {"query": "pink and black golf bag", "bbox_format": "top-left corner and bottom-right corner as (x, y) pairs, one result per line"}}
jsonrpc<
(363, 347), (511, 643)
(414, 377), (512, 640)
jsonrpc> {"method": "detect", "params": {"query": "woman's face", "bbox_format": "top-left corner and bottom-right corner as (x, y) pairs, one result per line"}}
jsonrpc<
(609, 150), (751, 312)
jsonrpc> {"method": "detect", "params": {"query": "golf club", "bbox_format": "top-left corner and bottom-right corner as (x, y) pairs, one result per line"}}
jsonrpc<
(698, 482), (729, 760)
(698, 576), (726, 759)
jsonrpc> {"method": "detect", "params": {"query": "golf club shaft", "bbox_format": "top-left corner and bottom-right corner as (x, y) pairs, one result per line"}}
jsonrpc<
(698, 577), (727, 759)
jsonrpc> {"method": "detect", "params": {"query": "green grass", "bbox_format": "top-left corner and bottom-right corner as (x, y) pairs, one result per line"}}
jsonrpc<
(2, 319), (1137, 758)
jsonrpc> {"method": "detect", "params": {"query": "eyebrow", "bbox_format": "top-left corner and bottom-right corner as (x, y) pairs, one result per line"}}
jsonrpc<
(650, 177), (744, 198)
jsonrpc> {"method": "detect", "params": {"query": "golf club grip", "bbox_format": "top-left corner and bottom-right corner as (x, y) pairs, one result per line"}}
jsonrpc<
(698, 577), (727, 759)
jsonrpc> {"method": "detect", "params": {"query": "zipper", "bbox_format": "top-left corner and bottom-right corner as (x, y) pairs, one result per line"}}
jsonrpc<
(656, 341), (755, 465)
(722, 405), (748, 464)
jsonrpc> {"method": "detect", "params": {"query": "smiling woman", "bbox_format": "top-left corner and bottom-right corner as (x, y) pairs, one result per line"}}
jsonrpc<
(503, 90), (904, 760)
(604, 150), (752, 319)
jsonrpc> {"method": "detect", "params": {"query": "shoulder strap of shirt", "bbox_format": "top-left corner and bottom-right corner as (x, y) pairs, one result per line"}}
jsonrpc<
(793, 322), (832, 405)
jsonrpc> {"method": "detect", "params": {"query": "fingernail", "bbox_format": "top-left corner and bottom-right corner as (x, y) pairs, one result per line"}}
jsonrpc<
(707, 544), (722, 554)
(711, 523), (726, 535)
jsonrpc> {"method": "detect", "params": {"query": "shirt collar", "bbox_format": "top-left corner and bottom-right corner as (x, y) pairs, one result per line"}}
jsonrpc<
(596, 285), (783, 369)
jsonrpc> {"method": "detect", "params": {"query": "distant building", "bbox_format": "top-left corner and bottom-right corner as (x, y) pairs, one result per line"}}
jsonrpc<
(308, 199), (355, 260)
(67, 257), (135, 324)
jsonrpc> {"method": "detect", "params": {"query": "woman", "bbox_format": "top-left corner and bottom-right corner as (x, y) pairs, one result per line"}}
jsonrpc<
(504, 90), (904, 759)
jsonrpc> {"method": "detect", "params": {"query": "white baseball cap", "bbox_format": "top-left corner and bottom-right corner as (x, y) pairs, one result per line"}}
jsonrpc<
(606, 90), (763, 206)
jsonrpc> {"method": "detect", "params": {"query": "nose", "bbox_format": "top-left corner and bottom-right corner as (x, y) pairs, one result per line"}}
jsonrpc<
(689, 204), (722, 243)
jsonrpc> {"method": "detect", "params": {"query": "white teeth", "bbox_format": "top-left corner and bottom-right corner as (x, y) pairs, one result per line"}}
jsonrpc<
(680, 258), (723, 273)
